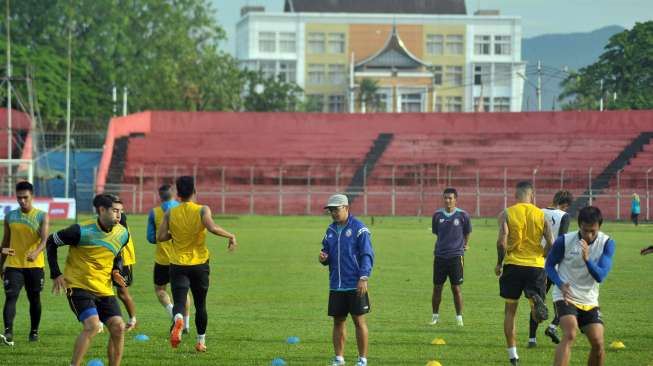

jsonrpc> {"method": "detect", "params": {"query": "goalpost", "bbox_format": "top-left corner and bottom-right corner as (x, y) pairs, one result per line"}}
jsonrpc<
(0, 159), (34, 195)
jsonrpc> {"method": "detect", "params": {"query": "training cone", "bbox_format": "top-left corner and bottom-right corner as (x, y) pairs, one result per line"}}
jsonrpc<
(287, 336), (300, 344)
(609, 340), (625, 350)
(271, 358), (287, 366)
(426, 361), (443, 366)
(431, 337), (446, 345)
(134, 334), (150, 341)
(87, 359), (104, 366)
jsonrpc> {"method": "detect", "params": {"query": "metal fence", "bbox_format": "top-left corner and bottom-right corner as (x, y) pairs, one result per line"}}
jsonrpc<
(92, 164), (653, 220)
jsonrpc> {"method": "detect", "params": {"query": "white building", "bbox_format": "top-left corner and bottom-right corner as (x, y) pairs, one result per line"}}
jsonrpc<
(236, 0), (526, 113)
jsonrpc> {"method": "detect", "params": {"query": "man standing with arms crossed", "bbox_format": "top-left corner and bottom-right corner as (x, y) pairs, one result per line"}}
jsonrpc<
(429, 188), (471, 327)
(546, 206), (615, 366)
(146, 184), (190, 333)
(157, 176), (237, 352)
(0, 181), (49, 346)
(47, 194), (130, 366)
(496, 181), (554, 365)
(319, 194), (374, 366)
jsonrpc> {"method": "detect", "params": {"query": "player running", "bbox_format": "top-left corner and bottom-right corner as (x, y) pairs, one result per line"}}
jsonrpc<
(528, 190), (573, 347)
(46, 194), (130, 366)
(496, 181), (554, 365)
(546, 206), (615, 366)
(157, 176), (237, 352)
(147, 184), (190, 333)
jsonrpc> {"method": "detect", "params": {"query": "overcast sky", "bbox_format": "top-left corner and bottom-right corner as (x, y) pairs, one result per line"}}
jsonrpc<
(213, 0), (653, 54)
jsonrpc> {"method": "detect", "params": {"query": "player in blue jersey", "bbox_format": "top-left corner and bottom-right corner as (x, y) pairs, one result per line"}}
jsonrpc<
(430, 188), (472, 326)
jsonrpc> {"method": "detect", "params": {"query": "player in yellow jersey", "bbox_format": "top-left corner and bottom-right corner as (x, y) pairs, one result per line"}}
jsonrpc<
(157, 176), (237, 352)
(147, 184), (190, 333)
(46, 194), (130, 366)
(114, 213), (137, 331)
(495, 181), (554, 365)
(0, 181), (49, 346)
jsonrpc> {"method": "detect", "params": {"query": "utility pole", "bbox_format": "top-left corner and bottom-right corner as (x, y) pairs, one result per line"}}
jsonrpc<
(65, 25), (72, 198)
(536, 60), (542, 112)
(599, 79), (604, 111)
(6, 0), (12, 163)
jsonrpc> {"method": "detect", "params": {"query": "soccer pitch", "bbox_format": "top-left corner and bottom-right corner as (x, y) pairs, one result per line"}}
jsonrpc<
(2, 215), (652, 365)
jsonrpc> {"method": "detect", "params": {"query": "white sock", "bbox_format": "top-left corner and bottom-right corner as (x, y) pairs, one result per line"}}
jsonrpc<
(184, 315), (190, 329)
(165, 304), (173, 317)
(174, 313), (183, 322)
(456, 315), (463, 322)
(335, 355), (344, 362)
(358, 356), (367, 364)
(197, 334), (205, 344)
(432, 313), (439, 320)
(129, 316), (136, 324)
(548, 324), (556, 330)
(507, 346), (518, 359)
(529, 337), (537, 343)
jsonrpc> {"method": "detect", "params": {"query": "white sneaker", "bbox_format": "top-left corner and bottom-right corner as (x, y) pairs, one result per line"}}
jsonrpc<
(331, 358), (345, 366)
(355, 358), (367, 366)
(429, 315), (438, 325)
(456, 317), (464, 327)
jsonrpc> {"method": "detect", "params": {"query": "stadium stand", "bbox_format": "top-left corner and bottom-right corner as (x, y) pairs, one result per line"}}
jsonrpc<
(95, 110), (653, 218)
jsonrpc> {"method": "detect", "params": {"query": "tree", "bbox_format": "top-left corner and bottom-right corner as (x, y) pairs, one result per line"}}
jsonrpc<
(0, 0), (244, 128)
(559, 21), (653, 110)
(358, 78), (380, 112)
(242, 70), (302, 112)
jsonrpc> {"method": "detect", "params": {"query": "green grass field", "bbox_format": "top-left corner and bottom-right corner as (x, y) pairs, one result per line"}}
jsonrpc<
(1, 215), (652, 365)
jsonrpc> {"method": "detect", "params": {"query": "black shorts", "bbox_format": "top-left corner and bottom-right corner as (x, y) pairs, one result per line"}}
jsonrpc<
(328, 290), (370, 317)
(631, 212), (639, 219)
(3, 267), (44, 295)
(153, 263), (171, 286)
(170, 263), (210, 292)
(555, 301), (603, 329)
(113, 265), (133, 287)
(499, 264), (547, 300)
(66, 288), (122, 323)
(433, 256), (464, 286)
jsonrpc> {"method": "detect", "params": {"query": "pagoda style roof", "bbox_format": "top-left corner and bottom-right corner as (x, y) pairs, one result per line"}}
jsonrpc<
(355, 26), (430, 71)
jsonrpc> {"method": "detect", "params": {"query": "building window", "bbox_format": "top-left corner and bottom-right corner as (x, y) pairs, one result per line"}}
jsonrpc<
(494, 97), (511, 112)
(446, 96), (463, 112)
(494, 35), (512, 55)
(259, 60), (276, 79)
(401, 93), (423, 112)
(434, 96), (443, 112)
(279, 32), (296, 53)
(328, 64), (346, 84)
(426, 34), (444, 55)
(495, 64), (512, 87)
(327, 33), (345, 54)
(306, 94), (325, 112)
(308, 32), (325, 54)
(445, 35), (464, 55)
(445, 66), (463, 87)
(307, 64), (325, 84)
(474, 64), (491, 85)
(474, 97), (491, 112)
(328, 95), (345, 112)
(432, 65), (443, 85)
(278, 61), (296, 83)
(474, 35), (491, 55)
(259, 32), (276, 53)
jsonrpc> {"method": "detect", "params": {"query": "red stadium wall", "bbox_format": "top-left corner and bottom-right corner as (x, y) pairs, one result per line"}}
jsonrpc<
(97, 110), (653, 218)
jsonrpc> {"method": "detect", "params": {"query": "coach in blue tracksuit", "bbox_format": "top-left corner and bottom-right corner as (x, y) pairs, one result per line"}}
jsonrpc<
(319, 194), (374, 366)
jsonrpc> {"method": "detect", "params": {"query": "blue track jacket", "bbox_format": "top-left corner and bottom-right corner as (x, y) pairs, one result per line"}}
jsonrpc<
(321, 214), (374, 290)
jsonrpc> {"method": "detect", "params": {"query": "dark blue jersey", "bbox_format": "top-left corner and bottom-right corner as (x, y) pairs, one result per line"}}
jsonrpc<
(432, 208), (472, 258)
